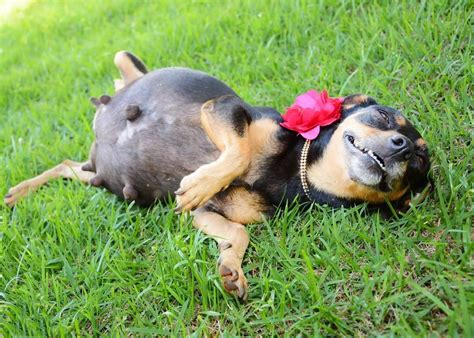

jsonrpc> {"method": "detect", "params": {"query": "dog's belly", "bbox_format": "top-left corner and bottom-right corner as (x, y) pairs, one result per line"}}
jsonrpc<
(94, 123), (220, 206)
(91, 68), (233, 205)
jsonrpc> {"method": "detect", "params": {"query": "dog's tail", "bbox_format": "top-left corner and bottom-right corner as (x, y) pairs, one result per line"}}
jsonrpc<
(114, 51), (148, 91)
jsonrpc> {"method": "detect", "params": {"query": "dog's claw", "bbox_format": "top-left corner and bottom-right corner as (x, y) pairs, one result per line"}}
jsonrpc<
(224, 279), (238, 291)
(175, 189), (185, 196)
(4, 194), (12, 199)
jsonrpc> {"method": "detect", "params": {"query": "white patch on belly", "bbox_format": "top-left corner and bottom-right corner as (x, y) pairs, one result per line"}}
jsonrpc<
(151, 112), (177, 124)
(117, 120), (148, 145)
(116, 114), (177, 145)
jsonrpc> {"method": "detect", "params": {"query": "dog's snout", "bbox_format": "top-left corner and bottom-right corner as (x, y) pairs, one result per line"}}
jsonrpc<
(389, 135), (413, 160)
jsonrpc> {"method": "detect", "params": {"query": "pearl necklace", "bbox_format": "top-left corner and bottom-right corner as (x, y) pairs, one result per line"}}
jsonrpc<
(299, 139), (312, 199)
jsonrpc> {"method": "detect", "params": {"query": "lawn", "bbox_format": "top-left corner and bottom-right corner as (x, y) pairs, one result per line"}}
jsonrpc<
(0, 0), (472, 335)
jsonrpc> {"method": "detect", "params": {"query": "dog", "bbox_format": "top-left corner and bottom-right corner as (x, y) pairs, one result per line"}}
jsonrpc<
(4, 51), (431, 300)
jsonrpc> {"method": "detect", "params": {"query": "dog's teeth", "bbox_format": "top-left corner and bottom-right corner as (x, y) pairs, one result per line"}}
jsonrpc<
(366, 150), (386, 172)
(350, 139), (386, 171)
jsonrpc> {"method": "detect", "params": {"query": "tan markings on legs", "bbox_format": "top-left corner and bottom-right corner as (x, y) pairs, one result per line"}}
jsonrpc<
(243, 118), (281, 184)
(192, 208), (250, 300)
(4, 160), (95, 207)
(210, 187), (266, 224)
(114, 51), (145, 91)
(176, 100), (251, 212)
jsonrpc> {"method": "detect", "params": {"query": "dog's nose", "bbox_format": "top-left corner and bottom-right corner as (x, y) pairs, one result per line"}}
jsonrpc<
(390, 135), (413, 160)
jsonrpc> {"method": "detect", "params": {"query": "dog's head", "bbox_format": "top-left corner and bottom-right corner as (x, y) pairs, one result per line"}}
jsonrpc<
(307, 94), (431, 208)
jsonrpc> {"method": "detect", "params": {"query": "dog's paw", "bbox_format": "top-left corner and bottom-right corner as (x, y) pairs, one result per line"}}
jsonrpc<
(175, 171), (227, 212)
(4, 182), (32, 207)
(218, 258), (248, 301)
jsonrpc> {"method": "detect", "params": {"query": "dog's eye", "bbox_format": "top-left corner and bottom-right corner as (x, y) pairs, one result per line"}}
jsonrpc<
(377, 109), (390, 124)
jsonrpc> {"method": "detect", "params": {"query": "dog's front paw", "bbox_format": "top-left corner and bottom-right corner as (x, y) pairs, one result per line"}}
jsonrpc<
(175, 171), (227, 212)
(218, 257), (248, 301)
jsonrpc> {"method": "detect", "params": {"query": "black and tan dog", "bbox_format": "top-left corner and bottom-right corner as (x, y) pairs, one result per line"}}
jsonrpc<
(5, 51), (431, 300)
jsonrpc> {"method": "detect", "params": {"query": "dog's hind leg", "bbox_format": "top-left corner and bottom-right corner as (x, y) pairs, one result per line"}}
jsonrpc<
(113, 51), (148, 91)
(175, 95), (252, 212)
(4, 160), (95, 207)
(192, 207), (250, 300)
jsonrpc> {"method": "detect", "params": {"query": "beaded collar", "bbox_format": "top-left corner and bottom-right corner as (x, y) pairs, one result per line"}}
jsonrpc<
(299, 139), (312, 199)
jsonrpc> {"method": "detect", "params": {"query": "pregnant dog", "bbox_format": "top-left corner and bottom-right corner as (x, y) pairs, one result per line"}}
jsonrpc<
(5, 51), (431, 300)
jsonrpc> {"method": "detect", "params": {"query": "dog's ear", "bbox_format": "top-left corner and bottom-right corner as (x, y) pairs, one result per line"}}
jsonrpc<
(114, 51), (148, 91)
(342, 94), (378, 110)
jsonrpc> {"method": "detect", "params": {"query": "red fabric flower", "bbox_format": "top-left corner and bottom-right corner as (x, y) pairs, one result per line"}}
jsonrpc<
(280, 90), (343, 140)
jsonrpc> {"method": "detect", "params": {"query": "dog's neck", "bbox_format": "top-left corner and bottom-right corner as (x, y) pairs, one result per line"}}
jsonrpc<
(296, 129), (356, 207)
(254, 126), (354, 208)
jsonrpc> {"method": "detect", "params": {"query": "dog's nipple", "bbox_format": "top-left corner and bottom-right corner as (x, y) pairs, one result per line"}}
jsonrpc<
(81, 162), (95, 172)
(125, 104), (141, 121)
(123, 185), (138, 200)
(99, 95), (112, 105)
(90, 175), (103, 187)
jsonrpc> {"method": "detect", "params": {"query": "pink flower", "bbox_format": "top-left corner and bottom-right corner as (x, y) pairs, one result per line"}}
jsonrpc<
(280, 90), (343, 140)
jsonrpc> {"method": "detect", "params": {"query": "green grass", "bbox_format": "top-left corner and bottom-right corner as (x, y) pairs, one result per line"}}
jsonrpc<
(0, 0), (472, 335)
